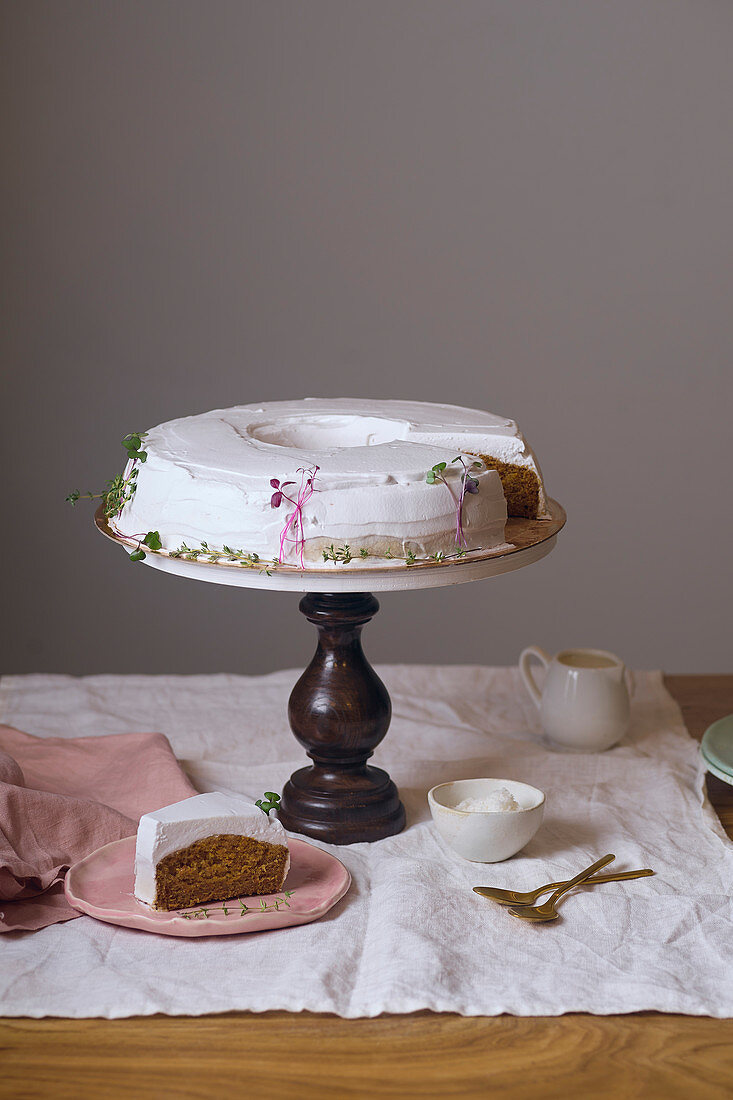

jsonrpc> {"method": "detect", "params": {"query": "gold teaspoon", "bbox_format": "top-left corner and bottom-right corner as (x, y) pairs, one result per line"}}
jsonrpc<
(474, 868), (654, 907)
(508, 853), (616, 922)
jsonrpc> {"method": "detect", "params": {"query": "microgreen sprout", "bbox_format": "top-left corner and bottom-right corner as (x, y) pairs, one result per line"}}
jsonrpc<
(122, 433), (147, 463)
(426, 456), (482, 547)
(269, 465), (319, 568)
(128, 529), (161, 562)
(255, 791), (281, 816)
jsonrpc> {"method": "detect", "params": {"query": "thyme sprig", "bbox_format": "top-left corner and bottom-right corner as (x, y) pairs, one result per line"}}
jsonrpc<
(66, 469), (140, 517)
(66, 433), (148, 518)
(320, 544), (454, 566)
(167, 541), (262, 568)
(322, 543), (353, 564)
(130, 536), (463, 570)
(179, 890), (294, 920)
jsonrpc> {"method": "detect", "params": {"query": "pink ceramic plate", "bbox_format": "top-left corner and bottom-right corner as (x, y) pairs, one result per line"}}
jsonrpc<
(65, 836), (351, 937)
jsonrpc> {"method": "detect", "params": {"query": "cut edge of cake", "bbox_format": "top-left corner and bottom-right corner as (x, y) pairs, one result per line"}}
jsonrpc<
(468, 453), (544, 519)
(152, 833), (289, 910)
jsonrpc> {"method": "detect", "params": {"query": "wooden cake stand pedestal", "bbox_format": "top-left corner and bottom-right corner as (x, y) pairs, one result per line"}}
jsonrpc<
(282, 592), (402, 843)
(96, 501), (565, 845)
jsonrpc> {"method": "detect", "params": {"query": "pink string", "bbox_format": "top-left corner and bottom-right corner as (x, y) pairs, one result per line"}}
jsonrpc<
(455, 468), (469, 548)
(440, 459), (471, 548)
(277, 465), (319, 568)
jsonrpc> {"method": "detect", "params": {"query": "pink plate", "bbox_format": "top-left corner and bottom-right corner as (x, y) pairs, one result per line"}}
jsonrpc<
(65, 836), (351, 937)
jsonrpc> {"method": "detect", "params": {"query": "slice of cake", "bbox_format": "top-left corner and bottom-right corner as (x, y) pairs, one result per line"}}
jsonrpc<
(133, 792), (290, 911)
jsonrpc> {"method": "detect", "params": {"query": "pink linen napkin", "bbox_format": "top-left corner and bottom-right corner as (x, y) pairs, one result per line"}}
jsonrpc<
(0, 724), (197, 932)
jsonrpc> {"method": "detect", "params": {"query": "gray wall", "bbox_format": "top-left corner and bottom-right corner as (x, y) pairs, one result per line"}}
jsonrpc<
(3, 1), (732, 677)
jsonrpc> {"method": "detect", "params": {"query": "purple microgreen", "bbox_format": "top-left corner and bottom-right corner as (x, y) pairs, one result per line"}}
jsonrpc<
(270, 478), (280, 489)
(275, 465), (320, 568)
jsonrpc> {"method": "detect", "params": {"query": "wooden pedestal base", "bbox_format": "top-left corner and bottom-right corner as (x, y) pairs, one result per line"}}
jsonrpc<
(278, 592), (406, 844)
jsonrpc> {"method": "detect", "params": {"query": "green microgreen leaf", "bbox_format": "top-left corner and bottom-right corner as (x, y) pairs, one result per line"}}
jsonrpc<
(255, 790), (281, 816)
(143, 530), (162, 550)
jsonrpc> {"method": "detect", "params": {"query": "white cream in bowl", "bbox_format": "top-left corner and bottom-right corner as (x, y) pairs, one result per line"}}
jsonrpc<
(428, 778), (545, 862)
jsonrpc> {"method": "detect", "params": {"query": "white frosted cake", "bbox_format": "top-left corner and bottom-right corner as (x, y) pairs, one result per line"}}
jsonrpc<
(134, 792), (290, 910)
(110, 398), (548, 568)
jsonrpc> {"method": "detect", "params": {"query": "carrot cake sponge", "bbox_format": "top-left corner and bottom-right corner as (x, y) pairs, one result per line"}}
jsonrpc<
(134, 792), (290, 911)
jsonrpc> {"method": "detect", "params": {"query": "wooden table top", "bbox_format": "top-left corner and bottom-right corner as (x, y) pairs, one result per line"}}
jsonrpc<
(2, 675), (732, 1100)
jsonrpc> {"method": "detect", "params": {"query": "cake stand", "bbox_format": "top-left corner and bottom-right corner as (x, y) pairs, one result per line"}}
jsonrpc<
(95, 502), (566, 845)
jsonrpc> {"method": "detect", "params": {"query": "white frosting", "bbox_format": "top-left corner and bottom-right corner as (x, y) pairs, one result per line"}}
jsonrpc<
(113, 398), (547, 565)
(133, 792), (290, 907)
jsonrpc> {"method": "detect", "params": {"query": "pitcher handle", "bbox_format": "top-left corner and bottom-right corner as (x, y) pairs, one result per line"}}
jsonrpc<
(519, 646), (551, 709)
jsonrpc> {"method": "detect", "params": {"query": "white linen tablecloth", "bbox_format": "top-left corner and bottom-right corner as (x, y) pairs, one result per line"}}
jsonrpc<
(1, 667), (731, 1019)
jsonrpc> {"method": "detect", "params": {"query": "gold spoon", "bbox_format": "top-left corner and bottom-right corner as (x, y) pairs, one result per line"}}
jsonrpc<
(507, 853), (616, 922)
(474, 867), (654, 906)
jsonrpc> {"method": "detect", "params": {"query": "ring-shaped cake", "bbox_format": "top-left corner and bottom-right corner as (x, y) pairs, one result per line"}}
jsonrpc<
(110, 398), (548, 568)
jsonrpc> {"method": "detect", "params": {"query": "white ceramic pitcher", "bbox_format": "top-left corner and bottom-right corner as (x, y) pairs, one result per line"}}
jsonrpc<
(519, 646), (634, 751)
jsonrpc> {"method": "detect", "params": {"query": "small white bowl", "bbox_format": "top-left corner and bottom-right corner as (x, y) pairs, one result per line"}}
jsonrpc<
(428, 778), (545, 862)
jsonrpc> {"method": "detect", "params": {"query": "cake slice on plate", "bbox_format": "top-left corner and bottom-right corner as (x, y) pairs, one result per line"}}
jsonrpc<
(133, 792), (290, 911)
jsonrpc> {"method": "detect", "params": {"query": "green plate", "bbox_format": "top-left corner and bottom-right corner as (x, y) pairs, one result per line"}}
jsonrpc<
(700, 714), (733, 787)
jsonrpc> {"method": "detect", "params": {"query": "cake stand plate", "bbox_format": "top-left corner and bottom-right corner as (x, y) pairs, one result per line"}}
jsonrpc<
(95, 502), (565, 844)
(65, 836), (351, 937)
(95, 502), (565, 593)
